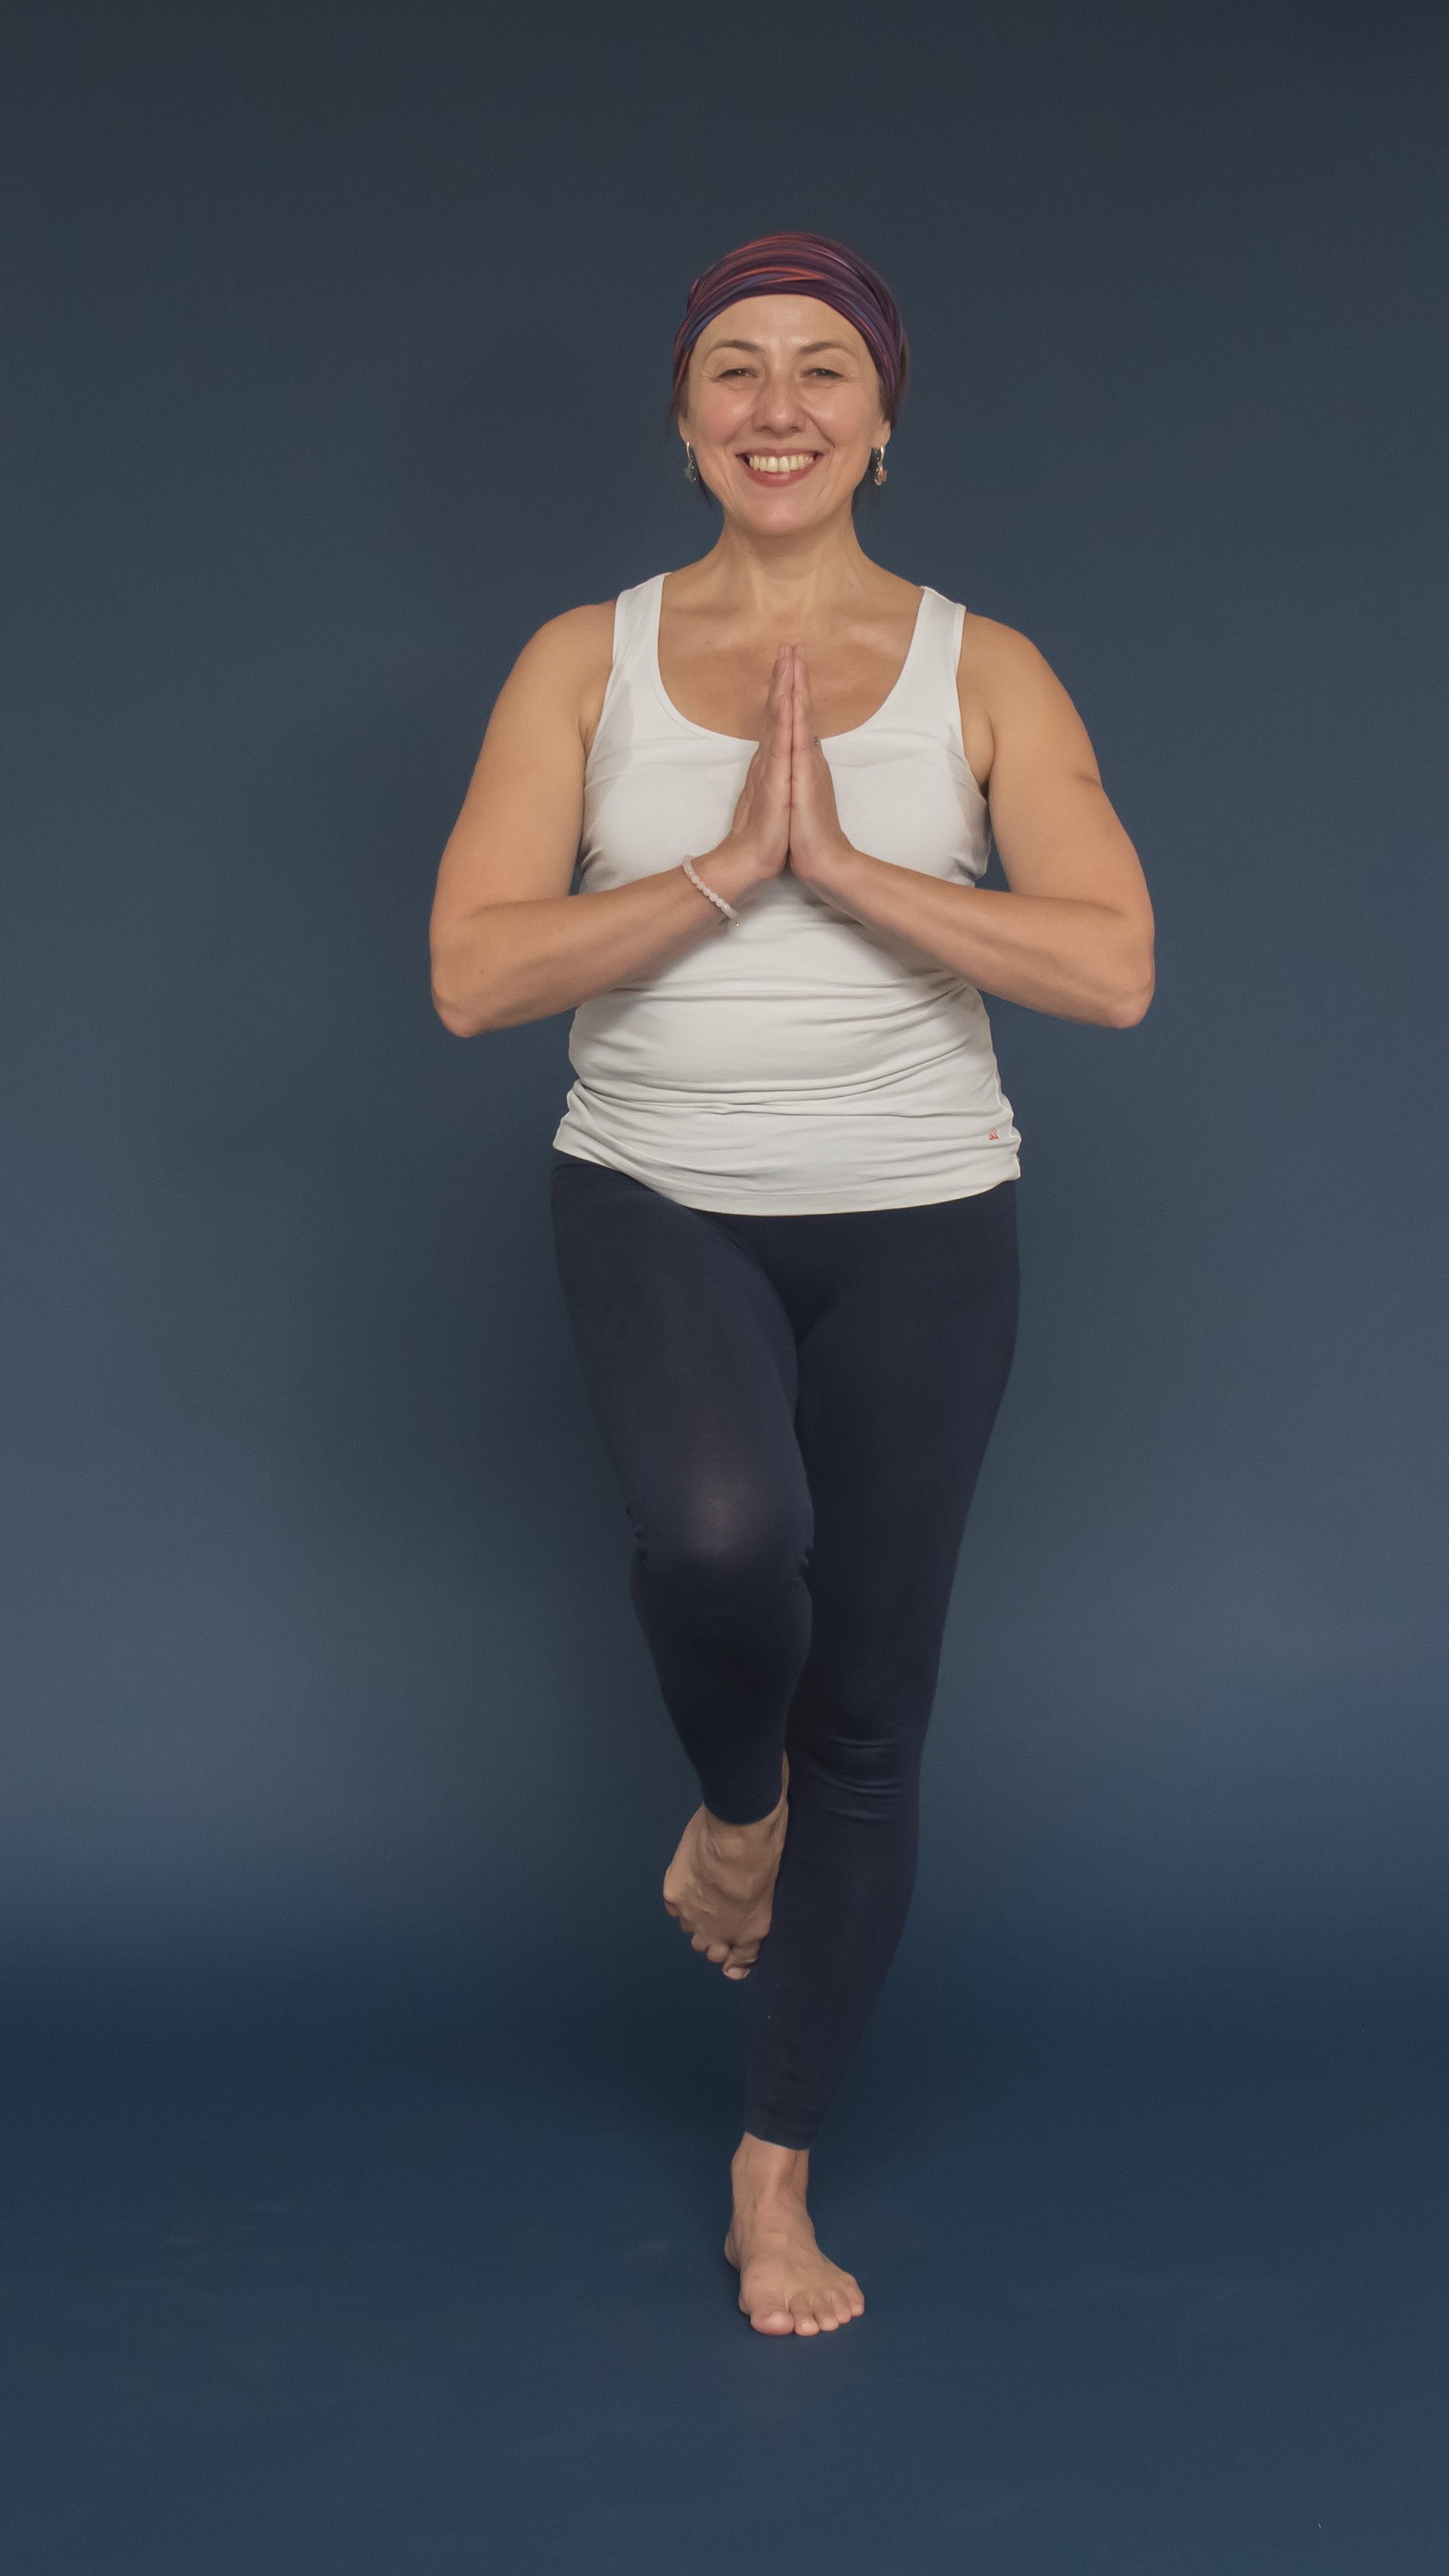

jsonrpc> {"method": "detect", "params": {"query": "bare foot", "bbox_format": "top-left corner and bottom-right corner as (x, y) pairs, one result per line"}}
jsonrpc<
(662, 1759), (788, 1980)
(723, 2134), (865, 2337)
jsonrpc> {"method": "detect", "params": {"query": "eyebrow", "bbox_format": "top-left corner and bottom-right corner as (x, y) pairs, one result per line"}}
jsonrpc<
(703, 337), (856, 359)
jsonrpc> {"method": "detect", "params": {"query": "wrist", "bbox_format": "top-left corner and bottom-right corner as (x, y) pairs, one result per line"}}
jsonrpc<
(680, 855), (741, 926)
(792, 831), (859, 888)
(694, 841), (774, 907)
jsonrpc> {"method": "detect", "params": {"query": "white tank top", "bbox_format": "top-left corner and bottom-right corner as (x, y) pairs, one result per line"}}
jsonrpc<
(552, 572), (1022, 1214)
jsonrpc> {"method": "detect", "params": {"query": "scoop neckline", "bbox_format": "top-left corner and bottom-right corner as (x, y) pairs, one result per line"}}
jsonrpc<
(648, 574), (932, 749)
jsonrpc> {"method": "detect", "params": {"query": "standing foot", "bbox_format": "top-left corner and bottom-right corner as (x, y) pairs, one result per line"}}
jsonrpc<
(663, 1759), (788, 1980)
(723, 2133), (865, 2336)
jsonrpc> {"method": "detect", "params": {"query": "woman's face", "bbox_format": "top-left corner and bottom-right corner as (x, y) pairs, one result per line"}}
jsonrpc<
(679, 294), (889, 528)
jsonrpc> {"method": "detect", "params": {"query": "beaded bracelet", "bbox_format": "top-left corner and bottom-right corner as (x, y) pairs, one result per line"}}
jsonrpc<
(681, 856), (739, 924)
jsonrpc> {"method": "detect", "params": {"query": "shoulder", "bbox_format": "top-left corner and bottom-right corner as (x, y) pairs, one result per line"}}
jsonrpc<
(495, 599), (617, 750)
(953, 608), (1104, 802)
(955, 610), (1059, 698)
(947, 612), (1089, 794)
(511, 598), (616, 684)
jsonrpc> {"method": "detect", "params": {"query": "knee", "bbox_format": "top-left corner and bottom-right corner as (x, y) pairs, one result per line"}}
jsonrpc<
(641, 1487), (809, 1615)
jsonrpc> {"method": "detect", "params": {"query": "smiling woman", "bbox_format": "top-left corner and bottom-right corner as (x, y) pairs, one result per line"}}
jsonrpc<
(669, 229), (908, 504)
(428, 228), (1155, 2340)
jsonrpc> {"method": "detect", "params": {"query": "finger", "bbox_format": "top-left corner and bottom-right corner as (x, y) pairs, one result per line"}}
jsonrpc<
(758, 648), (784, 736)
(794, 648), (817, 748)
(766, 658), (794, 775)
(790, 654), (812, 770)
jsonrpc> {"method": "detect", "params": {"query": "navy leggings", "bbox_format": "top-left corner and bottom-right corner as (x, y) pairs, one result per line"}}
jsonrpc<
(550, 1150), (1020, 2149)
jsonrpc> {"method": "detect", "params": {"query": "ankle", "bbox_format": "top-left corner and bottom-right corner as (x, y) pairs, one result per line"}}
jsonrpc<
(732, 2133), (810, 2207)
(702, 1795), (785, 1856)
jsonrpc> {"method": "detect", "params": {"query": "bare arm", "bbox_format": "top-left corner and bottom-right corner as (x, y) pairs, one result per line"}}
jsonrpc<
(787, 623), (1155, 1028)
(430, 609), (791, 1035)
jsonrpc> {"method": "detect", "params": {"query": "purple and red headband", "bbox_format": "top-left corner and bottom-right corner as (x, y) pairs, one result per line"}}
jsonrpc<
(671, 231), (908, 425)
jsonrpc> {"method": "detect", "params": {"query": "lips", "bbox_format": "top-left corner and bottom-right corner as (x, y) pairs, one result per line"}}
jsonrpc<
(739, 453), (821, 486)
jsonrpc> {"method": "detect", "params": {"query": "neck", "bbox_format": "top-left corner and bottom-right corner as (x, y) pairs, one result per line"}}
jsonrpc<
(692, 505), (884, 621)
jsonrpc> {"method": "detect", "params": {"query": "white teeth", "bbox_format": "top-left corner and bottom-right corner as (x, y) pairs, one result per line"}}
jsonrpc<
(748, 453), (813, 473)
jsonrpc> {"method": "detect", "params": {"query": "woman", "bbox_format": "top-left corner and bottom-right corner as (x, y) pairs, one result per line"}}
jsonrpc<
(430, 232), (1154, 2338)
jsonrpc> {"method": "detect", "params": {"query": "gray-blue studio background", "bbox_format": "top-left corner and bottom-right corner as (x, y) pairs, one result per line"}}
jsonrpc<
(4, 3), (1447, 2571)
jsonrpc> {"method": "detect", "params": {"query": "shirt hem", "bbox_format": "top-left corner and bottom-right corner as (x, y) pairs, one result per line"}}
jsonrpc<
(550, 1134), (1021, 1216)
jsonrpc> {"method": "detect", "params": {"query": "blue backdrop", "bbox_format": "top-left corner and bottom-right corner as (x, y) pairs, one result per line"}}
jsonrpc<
(5, 0), (1445, 2048)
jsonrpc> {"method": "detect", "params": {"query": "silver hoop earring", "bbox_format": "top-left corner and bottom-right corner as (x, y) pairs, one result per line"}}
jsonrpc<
(684, 443), (700, 484)
(871, 447), (888, 488)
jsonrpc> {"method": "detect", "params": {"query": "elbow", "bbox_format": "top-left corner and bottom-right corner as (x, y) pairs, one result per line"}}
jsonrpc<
(430, 930), (499, 1037)
(430, 979), (494, 1039)
(1102, 947), (1155, 1029)
(1104, 980), (1153, 1029)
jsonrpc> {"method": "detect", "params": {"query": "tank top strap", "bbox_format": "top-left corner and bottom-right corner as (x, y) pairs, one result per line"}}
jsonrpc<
(887, 586), (967, 752)
(589, 577), (664, 755)
(609, 575), (664, 677)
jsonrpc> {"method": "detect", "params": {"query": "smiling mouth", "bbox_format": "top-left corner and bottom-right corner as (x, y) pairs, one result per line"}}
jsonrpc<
(740, 452), (821, 484)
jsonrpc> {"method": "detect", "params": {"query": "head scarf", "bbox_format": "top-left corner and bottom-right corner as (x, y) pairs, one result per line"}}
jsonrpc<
(671, 231), (908, 424)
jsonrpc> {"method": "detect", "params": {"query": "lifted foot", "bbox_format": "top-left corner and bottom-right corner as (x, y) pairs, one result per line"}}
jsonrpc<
(663, 1760), (788, 1980)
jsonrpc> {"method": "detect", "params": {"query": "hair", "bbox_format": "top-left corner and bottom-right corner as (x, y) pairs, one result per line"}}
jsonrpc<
(670, 229), (910, 432)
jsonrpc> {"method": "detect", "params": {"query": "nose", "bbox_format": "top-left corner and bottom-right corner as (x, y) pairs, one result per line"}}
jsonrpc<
(753, 366), (808, 433)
